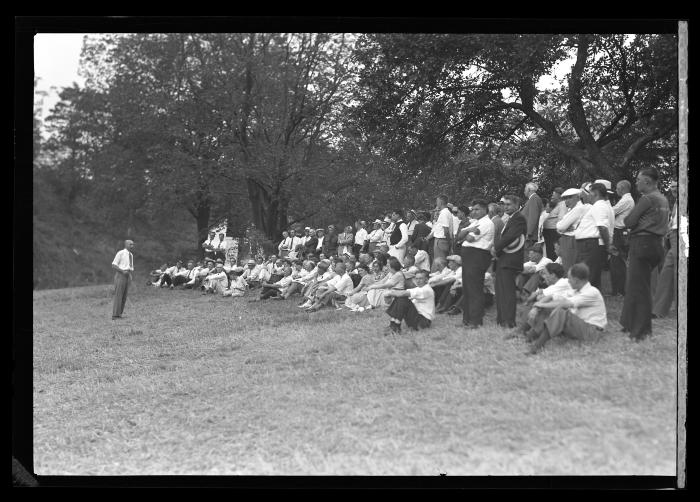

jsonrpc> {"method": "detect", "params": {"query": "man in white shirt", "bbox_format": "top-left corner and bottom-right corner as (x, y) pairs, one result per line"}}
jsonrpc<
(306, 262), (355, 311)
(430, 255), (462, 307)
(172, 260), (197, 288)
(405, 210), (418, 241)
(573, 182), (615, 289)
(256, 264), (294, 300)
(407, 244), (431, 272)
(111, 240), (135, 320)
(424, 195), (453, 261)
(353, 220), (368, 258)
(202, 231), (217, 261)
(214, 232), (228, 261)
(610, 179), (635, 296)
(458, 200), (495, 328)
(542, 187), (566, 260)
(516, 243), (552, 297)
(556, 188), (586, 272)
(428, 257), (450, 285)
(387, 209), (409, 265)
(160, 260), (185, 288)
(383, 270), (435, 334)
(526, 263), (607, 355)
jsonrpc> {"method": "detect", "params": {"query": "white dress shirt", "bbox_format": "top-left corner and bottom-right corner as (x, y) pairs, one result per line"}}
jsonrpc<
(523, 256), (553, 274)
(553, 282), (607, 329)
(408, 284), (436, 321)
(433, 207), (453, 239)
(462, 215), (495, 250)
(556, 201), (588, 236)
(542, 277), (570, 297)
(575, 200), (615, 245)
(112, 249), (134, 272)
(414, 250), (431, 271)
(326, 273), (355, 296)
(612, 192), (635, 229)
(368, 229), (384, 243)
(316, 236), (324, 251)
(354, 228), (368, 245)
(428, 267), (452, 286)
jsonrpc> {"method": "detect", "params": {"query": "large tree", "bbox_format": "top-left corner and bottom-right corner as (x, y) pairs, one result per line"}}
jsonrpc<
(353, 33), (678, 187)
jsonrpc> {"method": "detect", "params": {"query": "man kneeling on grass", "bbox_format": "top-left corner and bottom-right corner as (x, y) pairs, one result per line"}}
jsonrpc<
(383, 269), (435, 335)
(525, 263), (607, 355)
(305, 262), (355, 312)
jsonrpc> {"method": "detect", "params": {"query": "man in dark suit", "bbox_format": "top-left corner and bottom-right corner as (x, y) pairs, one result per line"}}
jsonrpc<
(493, 195), (527, 328)
(410, 211), (432, 252)
(304, 230), (319, 259)
(323, 224), (339, 257)
(521, 182), (544, 248)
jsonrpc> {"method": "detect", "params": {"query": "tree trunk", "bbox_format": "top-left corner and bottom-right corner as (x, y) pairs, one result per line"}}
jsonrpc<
(195, 201), (210, 259)
(246, 178), (289, 241)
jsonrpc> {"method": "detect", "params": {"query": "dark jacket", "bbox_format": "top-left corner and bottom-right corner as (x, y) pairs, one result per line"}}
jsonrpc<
(304, 236), (319, 257)
(521, 193), (544, 242)
(323, 232), (338, 257)
(409, 222), (431, 251)
(495, 211), (527, 271)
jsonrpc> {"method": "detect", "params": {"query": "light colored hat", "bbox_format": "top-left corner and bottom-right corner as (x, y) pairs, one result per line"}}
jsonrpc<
(499, 197), (507, 203)
(581, 182), (592, 194)
(373, 219), (383, 224)
(446, 254), (462, 265)
(383, 217), (392, 223)
(594, 179), (615, 193)
(305, 226), (312, 230)
(320, 259), (331, 266)
(247, 259), (255, 265)
(561, 188), (581, 198)
(232, 266), (244, 273)
(407, 209), (417, 217)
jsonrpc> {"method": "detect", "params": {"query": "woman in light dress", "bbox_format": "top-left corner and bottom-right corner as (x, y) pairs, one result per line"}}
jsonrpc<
(344, 263), (379, 310)
(363, 257), (405, 309)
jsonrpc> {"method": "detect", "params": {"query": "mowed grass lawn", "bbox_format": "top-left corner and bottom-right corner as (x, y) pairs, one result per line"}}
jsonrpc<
(33, 280), (678, 476)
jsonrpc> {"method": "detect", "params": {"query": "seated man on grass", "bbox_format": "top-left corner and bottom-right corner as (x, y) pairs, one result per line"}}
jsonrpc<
(516, 243), (552, 300)
(401, 255), (421, 288)
(148, 262), (169, 286)
(253, 263), (294, 301)
(407, 244), (431, 272)
(298, 260), (335, 307)
(246, 256), (270, 288)
(172, 260), (197, 288)
(222, 266), (248, 297)
(283, 260), (316, 299)
(383, 270), (435, 335)
(159, 260), (185, 288)
(430, 255), (462, 306)
(202, 260), (229, 295)
(505, 262), (569, 340)
(525, 263), (607, 355)
(305, 262), (355, 312)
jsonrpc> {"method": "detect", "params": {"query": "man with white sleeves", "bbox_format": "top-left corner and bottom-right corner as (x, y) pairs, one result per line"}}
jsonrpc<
(111, 240), (135, 320)
(387, 209), (409, 265)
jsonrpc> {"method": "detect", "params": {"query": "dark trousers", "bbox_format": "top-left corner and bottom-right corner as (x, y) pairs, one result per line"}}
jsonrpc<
(260, 286), (281, 299)
(386, 296), (431, 330)
(542, 228), (559, 261)
(620, 234), (665, 338)
(160, 274), (173, 286)
(653, 230), (678, 318)
(437, 286), (461, 311)
(112, 272), (129, 318)
(172, 275), (191, 287)
(609, 228), (629, 295)
(575, 238), (604, 289)
(558, 235), (577, 272)
(431, 284), (450, 305)
(353, 243), (364, 259)
(495, 264), (519, 327)
(461, 247), (491, 326)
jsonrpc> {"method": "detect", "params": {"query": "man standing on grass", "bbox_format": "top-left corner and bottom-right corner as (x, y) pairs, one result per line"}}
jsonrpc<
(383, 270), (435, 335)
(620, 167), (669, 341)
(424, 195), (453, 261)
(493, 195), (527, 328)
(652, 180), (679, 319)
(521, 182), (544, 249)
(111, 240), (134, 320)
(609, 180), (635, 296)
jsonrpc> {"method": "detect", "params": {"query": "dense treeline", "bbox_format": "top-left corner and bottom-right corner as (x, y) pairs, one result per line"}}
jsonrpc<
(33, 33), (678, 288)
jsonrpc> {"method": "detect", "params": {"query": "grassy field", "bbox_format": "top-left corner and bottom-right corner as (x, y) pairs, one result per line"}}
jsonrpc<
(33, 280), (678, 476)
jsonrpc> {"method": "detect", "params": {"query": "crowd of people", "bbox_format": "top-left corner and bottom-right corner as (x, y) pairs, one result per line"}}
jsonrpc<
(143, 168), (679, 355)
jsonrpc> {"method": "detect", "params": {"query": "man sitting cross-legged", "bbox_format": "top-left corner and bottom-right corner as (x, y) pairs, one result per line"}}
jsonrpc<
(253, 263), (294, 301)
(159, 260), (185, 288)
(282, 259), (317, 299)
(430, 255), (462, 308)
(504, 262), (569, 340)
(305, 262), (355, 312)
(383, 270), (435, 335)
(525, 263), (607, 355)
(172, 260), (197, 288)
(244, 257), (270, 288)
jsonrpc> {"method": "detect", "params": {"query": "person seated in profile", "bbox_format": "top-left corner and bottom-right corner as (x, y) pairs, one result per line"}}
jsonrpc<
(172, 260), (197, 288)
(192, 259), (215, 289)
(255, 264), (294, 301)
(429, 255), (462, 306)
(428, 257), (450, 284)
(245, 257), (269, 288)
(525, 263), (607, 355)
(508, 262), (570, 341)
(202, 260), (229, 295)
(183, 260), (204, 289)
(344, 263), (379, 311)
(148, 262), (169, 287)
(283, 259), (316, 299)
(364, 257), (406, 309)
(305, 262), (355, 312)
(222, 266), (248, 297)
(160, 260), (185, 288)
(516, 243), (552, 299)
(401, 255), (421, 289)
(298, 260), (334, 308)
(382, 270), (435, 335)
(407, 244), (431, 272)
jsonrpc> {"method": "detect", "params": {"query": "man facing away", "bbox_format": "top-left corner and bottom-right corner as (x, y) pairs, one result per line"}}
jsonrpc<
(521, 182), (544, 249)
(652, 180), (679, 318)
(423, 195), (453, 261)
(609, 179), (635, 296)
(111, 240), (134, 320)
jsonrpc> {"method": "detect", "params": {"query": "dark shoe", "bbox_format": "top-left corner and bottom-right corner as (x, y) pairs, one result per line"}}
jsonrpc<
(447, 307), (462, 315)
(464, 323), (481, 330)
(111, 316), (121, 320)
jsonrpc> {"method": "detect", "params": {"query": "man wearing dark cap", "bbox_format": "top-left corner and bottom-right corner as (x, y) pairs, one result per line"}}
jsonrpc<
(620, 168), (669, 341)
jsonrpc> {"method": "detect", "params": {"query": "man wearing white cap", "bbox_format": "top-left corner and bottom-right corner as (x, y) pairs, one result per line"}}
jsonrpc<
(556, 188), (586, 272)
(573, 182), (615, 290)
(610, 180), (635, 295)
